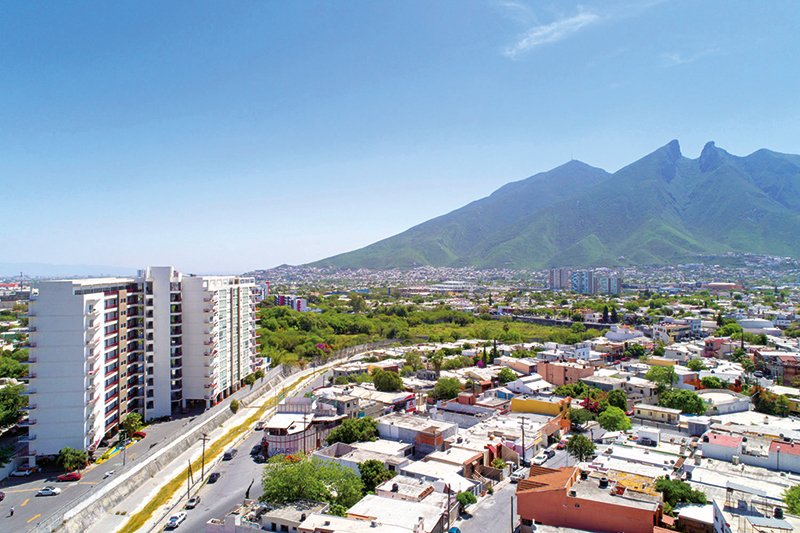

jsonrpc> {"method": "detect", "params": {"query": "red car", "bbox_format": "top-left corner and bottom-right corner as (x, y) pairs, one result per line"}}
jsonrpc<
(556, 442), (566, 450)
(132, 431), (147, 439)
(57, 472), (82, 482)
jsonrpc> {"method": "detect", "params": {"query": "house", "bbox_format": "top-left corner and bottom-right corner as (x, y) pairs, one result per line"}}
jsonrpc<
(376, 413), (458, 454)
(345, 494), (447, 533)
(695, 389), (750, 415)
(633, 404), (681, 425)
(510, 395), (570, 417)
(605, 324), (645, 342)
(536, 361), (594, 387)
(261, 399), (346, 457)
(506, 374), (551, 395)
(313, 440), (412, 475)
(207, 499), (329, 533)
(497, 356), (537, 376)
(516, 466), (662, 533)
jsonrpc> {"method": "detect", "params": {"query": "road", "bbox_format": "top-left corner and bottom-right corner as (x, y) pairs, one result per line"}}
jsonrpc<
(0, 375), (278, 532)
(456, 480), (518, 533)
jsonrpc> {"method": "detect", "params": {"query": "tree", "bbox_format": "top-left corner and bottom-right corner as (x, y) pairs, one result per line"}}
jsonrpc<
(603, 306), (610, 323)
(645, 365), (678, 394)
(326, 417), (379, 445)
(430, 352), (444, 376)
(566, 434), (595, 463)
(610, 307), (619, 323)
(57, 446), (88, 472)
(122, 412), (143, 436)
(700, 376), (727, 390)
(456, 491), (477, 508)
(784, 484), (800, 515)
(655, 477), (707, 513)
(568, 408), (594, 429)
(659, 389), (707, 415)
(261, 454), (363, 509)
(687, 358), (707, 372)
(359, 459), (396, 494)
(431, 377), (462, 401)
(0, 383), (25, 427)
(335, 376), (349, 385)
(597, 406), (632, 431)
(498, 367), (517, 384)
(607, 389), (628, 411)
(349, 294), (368, 313)
(373, 369), (403, 392)
(230, 399), (240, 413)
(0, 445), (16, 469)
(405, 352), (423, 372)
(254, 368), (266, 380)
(491, 457), (507, 470)
(243, 374), (256, 386)
(571, 313), (583, 323)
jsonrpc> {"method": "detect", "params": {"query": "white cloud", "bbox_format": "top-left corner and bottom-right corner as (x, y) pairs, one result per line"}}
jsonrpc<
(661, 48), (718, 67)
(503, 10), (600, 58)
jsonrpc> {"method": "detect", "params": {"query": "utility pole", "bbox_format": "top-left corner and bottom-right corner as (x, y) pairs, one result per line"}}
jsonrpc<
(510, 494), (515, 532)
(187, 459), (192, 501)
(520, 417), (525, 466)
(121, 428), (127, 467)
(200, 433), (209, 479)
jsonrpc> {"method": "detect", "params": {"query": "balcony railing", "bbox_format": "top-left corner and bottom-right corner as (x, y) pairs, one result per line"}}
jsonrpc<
(105, 380), (119, 390)
(21, 404), (36, 411)
(19, 419), (36, 427)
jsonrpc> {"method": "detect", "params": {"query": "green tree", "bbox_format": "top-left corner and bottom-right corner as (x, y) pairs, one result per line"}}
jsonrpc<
(456, 491), (477, 508)
(687, 358), (707, 372)
(624, 343), (646, 359)
(404, 352), (423, 371)
(254, 368), (266, 380)
(359, 459), (396, 494)
(568, 408), (594, 428)
(596, 406), (632, 431)
(243, 374), (257, 386)
(230, 399), (240, 413)
(57, 446), (88, 472)
(122, 412), (143, 436)
(566, 434), (595, 463)
(335, 376), (349, 385)
(260, 454), (363, 509)
(498, 367), (517, 384)
(655, 477), (707, 512)
(610, 308), (619, 323)
(0, 383), (25, 427)
(491, 457), (507, 470)
(430, 352), (444, 376)
(645, 365), (678, 394)
(431, 377), (462, 401)
(700, 376), (727, 389)
(326, 417), (379, 445)
(607, 389), (628, 411)
(373, 369), (403, 392)
(783, 484), (800, 514)
(659, 389), (707, 415)
(349, 294), (368, 313)
(602, 306), (610, 323)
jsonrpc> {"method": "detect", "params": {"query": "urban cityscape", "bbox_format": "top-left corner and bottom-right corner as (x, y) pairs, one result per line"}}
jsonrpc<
(4, 3), (800, 533)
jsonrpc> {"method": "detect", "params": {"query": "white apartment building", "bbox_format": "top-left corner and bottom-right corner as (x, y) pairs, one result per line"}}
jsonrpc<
(27, 267), (257, 458)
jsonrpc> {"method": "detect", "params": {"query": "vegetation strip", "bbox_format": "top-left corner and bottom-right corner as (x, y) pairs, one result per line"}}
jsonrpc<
(117, 370), (321, 533)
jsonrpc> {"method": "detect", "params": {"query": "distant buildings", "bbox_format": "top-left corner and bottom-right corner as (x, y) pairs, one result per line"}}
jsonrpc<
(27, 266), (258, 457)
(274, 294), (307, 312)
(549, 268), (622, 295)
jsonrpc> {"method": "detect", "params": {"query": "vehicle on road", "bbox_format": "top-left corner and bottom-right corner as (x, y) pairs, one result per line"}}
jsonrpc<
(166, 511), (187, 529)
(57, 472), (82, 482)
(132, 431), (147, 439)
(0, 491), (5, 501)
(223, 448), (238, 460)
(186, 496), (201, 509)
(208, 472), (221, 483)
(545, 449), (556, 459)
(556, 441), (565, 450)
(11, 466), (39, 476)
(38, 486), (62, 496)
(510, 469), (526, 483)
(532, 453), (548, 466)
(254, 420), (265, 431)
(448, 528), (461, 533)
(250, 444), (262, 456)
(104, 470), (115, 479)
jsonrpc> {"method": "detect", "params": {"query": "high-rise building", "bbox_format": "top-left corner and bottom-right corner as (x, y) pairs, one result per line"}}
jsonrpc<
(548, 268), (571, 291)
(593, 275), (624, 295)
(274, 294), (307, 313)
(27, 267), (257, 457)
(570, 270), (595, 294)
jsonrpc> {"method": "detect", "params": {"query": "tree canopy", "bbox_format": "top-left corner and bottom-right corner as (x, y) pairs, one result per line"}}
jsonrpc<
(57, 446), (88, 472)
(326, 417), (379, 445)
(372, 369), (403, 392)
(659, 389), (707, 415)
(498, 367), (517, 384)
(430, 377), (462, 401)
(261, 454), (363, 509)
(566, 434), (595, 463)
(359, 459), (396, 494)
(645, 365), (678, 394)
(784, 484), (800, 514)
(122, 412), (143, 436)
(596, 406), (632, 431)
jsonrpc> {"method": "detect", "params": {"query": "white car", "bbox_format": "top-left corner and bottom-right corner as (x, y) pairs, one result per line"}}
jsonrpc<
(38, 486), (62, 496)
(166, 512), (187, 529)
(532, 453), (548, 466)
(10, 466), (36, 477)
(510, 469), (527, 483)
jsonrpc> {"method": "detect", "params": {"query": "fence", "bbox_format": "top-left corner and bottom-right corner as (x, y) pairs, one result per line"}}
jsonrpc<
(29, 339), (387, 533)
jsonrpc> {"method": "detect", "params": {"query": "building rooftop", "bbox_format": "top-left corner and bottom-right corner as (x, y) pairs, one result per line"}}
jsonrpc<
(401, 459), (462, 480)
(346, 494), (445, 533)
(571, 476), (661, 512)
(375, 474), (433, 499)
(706, 433), (743, 449)
(426, 447), (482, 466)
(298, 513), (409, 533)
(377, 413), (457, 433)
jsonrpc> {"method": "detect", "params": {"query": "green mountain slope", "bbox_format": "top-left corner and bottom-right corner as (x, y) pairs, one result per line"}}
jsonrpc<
(310, 160), (611, 269)
(309, 140), (800, 269)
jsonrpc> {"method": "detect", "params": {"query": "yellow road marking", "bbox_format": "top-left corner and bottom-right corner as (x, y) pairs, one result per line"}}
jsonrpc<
(21, 498), (29, 506)
(27, 514), (41, 523)
(129, 452), (137, 458)
(79, 481), (99, 485)
(4, 489), (39, 494)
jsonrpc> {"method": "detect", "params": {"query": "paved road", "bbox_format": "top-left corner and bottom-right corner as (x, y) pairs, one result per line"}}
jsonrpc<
(162, 430), (266, 533)
(456, 480), (518, 533)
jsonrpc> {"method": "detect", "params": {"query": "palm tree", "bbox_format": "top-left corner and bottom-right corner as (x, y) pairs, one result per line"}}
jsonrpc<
(430, 352), (444, 377)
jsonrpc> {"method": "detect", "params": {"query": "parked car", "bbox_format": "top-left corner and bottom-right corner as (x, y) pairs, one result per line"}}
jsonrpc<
(253, 454), (266, 464)
(132, 431), (147, 439)
(250, 444), (262, 456)
(510, 469), (526, 484)
(57, 472), (82, 482)
(0, 491), (5, 501)
(556, 441), (566, 450)
(223, 448), (238, 460)
(545, 449), (556, 459)
(254, 420), (265, 431)
(11, 466), (38, 477)
(532, 453), (548, 466)
(186, 496), (201, 509)
(166, 512), (187, 529)
(38, 486), (62, 496)
(208, 472), (221, 483)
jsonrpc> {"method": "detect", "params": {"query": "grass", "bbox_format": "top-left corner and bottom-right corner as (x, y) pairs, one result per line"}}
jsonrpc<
(117, 370), (322, 533)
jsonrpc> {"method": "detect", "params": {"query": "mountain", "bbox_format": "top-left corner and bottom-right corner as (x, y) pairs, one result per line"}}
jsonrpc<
(310, 141), (800, 269)
(310, 160), (611, 268)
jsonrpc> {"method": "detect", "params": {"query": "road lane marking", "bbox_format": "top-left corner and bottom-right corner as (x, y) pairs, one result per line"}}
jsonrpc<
(21, 498), (29, 506)
(27, 514), (41, 523)
(129, 452), (137, 458)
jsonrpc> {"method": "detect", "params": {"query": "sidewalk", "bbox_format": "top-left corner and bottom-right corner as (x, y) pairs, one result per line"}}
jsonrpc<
(80, 365), (328, 533)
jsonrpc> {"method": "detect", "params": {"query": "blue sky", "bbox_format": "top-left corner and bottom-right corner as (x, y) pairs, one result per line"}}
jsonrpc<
(3, 1), (799, 274)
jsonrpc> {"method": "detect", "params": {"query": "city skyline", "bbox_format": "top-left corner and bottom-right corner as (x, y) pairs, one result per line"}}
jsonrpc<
(4, 1), (800, 273)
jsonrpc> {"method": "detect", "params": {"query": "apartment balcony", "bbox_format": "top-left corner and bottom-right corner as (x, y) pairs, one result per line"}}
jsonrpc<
(21, 373), (36, 380)
(17, 433), (36, 443)
(104, 330), (119, 339)
(21, 358), (37, 364)
(170, 339), (182, 348)
(104, 303), (118, 311)
(21, 389), (36, 396)
(105, 380), (119, 391)
(204, 339), (217, 346)
(86, 337), (99, 348)
(104, 366), (117, 377)
(127, 355), (144, 364)
(169, 295), (182, 303)
(105, 392), (119, 404)
(170, 392), (182, 402)
(170, 305), (182, 314)
(104, 315), (118, 324)
(18, 419), (36, 427)
(86, 307), (99, 317)
(170, 317), (182, 325)
(26, 342), (36, 348)
(28, 326), (36, 332)
(104, 353), (118, 363)
(17, 446), (36, 458)
(170, 360), (182, 370)
(20, 404), (36, 411)
(170, 371), (183, 380)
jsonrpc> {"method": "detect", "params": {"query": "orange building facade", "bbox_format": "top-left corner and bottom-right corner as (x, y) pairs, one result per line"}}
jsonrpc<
(516, 466), (662, 533)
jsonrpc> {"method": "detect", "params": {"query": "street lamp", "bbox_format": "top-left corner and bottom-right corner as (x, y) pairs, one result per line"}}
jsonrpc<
(200, 433), (210, 479)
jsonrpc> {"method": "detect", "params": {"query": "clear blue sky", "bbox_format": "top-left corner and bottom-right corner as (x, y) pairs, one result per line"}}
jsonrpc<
(3, 1), (799, 273)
